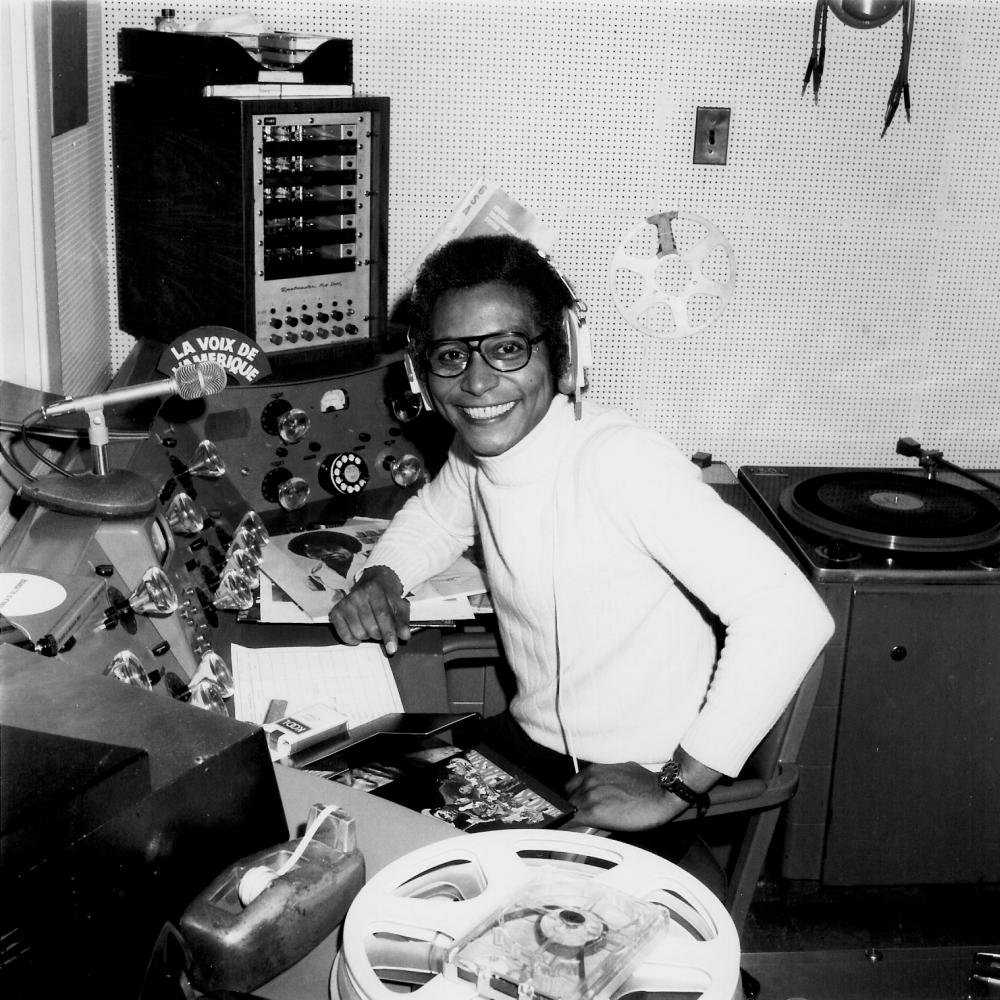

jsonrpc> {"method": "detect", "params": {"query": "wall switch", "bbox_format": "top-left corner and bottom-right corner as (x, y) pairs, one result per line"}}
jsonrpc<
(693, 106), (730, 165)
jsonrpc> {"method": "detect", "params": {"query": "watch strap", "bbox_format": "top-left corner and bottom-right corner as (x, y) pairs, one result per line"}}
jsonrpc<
(658, 759), (711, 816)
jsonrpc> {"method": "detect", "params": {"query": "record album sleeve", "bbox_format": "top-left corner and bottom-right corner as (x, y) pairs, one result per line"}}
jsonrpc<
(328, 742), (575, 832)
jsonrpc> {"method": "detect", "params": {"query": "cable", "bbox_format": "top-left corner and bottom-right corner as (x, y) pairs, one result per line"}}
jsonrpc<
(553, 606), (579, 775)
(20, 409), (74, 477)
(551, 459), (580, 774)
(0, 432), (35, 482)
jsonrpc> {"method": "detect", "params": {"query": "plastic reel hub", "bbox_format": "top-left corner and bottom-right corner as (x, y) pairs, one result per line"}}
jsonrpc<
(610, 211), (736, 339)
(334, 828), (741, 1000)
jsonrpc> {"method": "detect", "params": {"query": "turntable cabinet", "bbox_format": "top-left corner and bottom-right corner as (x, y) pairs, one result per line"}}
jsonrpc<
(738, 465), (1000, 886)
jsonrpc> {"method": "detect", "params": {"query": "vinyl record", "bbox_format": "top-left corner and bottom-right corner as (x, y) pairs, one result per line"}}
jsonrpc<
(780, 471), (1000, 553)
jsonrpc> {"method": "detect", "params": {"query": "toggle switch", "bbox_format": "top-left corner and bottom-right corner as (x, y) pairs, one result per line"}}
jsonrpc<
(693, 106), (730, 165)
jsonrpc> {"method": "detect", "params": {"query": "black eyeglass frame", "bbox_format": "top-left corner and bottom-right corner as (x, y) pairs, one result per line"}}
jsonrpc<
(422, 331), (547, 378)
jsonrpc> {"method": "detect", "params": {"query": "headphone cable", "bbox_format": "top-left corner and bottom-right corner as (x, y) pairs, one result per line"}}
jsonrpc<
(551, 447), (580, 774)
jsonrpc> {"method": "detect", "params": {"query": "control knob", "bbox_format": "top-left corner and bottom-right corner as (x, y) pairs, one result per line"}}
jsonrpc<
(381, 453), (424, 487)
(261, 398), (311, 443)
(261, 467), (311, 510)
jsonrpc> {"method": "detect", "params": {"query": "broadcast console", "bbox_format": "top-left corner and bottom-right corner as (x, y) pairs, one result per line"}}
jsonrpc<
(0, 345), (453, 999)
(1, 343), (444, 690)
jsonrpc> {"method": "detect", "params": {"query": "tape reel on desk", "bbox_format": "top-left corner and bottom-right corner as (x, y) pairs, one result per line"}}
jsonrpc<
(334, 828), (741, 1000)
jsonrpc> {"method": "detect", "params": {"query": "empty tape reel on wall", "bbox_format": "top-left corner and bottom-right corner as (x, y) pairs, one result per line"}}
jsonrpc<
(609, 211), (736, 339)
(334, 828), (742, 1000)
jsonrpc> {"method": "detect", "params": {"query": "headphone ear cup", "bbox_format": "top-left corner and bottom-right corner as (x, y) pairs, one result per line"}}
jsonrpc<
(404, 349), (434, 412)
(556, 309), (577, 396)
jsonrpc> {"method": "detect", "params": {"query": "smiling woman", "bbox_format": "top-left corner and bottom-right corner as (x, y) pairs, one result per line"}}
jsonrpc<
(330, 232), (834, 902)
(424, 282), (557, 458)
(407, 234), (574, 395)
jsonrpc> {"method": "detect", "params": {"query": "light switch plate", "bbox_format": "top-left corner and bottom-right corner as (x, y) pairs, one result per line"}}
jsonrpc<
(693, 106), (730, 165)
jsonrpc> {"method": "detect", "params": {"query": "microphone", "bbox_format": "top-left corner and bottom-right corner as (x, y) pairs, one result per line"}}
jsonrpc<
(41, 361), (228, 418)
(20, 361), (229, 519)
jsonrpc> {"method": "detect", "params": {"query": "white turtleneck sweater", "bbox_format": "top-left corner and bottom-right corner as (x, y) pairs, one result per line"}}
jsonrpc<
(365, 395), (834, 777)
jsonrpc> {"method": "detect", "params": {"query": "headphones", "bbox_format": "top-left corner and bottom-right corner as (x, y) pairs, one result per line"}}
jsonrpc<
(404, 249), (591, 419)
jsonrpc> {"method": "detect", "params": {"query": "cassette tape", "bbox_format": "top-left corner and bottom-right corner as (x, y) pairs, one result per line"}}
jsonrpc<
(442, 867), (668, 1000)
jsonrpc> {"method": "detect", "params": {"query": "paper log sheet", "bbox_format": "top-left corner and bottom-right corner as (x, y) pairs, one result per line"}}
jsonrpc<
(232, 643), (404, 726)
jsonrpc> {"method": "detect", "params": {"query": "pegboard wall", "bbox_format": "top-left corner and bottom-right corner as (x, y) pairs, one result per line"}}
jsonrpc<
(51, 4), (112, 395)
(100, 0), (1000, 470)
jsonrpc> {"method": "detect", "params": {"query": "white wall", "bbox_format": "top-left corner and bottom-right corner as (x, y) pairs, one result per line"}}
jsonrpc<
(1, 0), (110, 397)
(0, 0), (57, 392)
(101, 0), (1000, 471)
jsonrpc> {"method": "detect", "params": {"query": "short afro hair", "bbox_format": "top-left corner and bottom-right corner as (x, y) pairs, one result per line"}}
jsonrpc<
(408, 234), (574, 380)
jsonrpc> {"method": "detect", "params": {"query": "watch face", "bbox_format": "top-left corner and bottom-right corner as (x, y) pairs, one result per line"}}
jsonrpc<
(658, 759), (680, 789)
(659, 760), (697, 801)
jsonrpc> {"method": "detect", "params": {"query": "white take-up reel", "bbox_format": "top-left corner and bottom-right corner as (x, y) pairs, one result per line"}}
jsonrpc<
(609, 211), (736, 339)
(334, 828), (741, 1000)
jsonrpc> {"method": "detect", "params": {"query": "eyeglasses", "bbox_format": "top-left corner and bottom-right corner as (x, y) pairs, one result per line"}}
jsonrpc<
(423, 331), (546, 377)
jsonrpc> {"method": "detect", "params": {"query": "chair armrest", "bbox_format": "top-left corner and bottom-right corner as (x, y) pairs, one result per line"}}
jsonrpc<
(442, 630), (502, 661)
(566, 763), (802, 838)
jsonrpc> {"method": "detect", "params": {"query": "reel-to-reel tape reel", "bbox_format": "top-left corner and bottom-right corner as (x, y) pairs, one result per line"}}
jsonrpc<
(335, 829), (741, 1000)
(609, 211), (736, 339)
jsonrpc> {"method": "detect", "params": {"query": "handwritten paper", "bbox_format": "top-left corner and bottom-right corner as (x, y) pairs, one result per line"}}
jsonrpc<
(232, 643), (403, 727)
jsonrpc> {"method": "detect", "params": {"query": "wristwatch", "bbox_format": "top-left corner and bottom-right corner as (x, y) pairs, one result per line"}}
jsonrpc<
(658, 759), (711, 817)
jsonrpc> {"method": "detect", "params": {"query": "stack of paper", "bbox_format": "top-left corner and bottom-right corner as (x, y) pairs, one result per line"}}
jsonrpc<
(232, 642), (404, 728)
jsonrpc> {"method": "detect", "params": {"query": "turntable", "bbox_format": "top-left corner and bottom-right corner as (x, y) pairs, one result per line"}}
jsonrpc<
(736, 440), (1000, 886)
(738, 456), (1000, 581)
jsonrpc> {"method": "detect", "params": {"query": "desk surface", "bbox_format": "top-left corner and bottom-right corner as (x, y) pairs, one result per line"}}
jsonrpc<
(213, 616), (462, 998)
(260, 763), (463, 1000)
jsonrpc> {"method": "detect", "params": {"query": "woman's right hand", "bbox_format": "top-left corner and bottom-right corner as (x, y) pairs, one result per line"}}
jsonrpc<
(328, 565), (411, 655)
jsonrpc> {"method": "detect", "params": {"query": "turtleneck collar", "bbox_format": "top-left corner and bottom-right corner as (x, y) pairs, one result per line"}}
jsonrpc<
(473, 394), (576, 486)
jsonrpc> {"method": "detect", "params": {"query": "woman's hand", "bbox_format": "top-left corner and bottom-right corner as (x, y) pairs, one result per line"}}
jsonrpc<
(329, 565), (411, 655)
(564, 762), (694, 831)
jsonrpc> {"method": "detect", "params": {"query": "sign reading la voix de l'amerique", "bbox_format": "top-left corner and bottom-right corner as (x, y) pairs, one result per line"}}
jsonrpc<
(158, 327), (273, 385)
